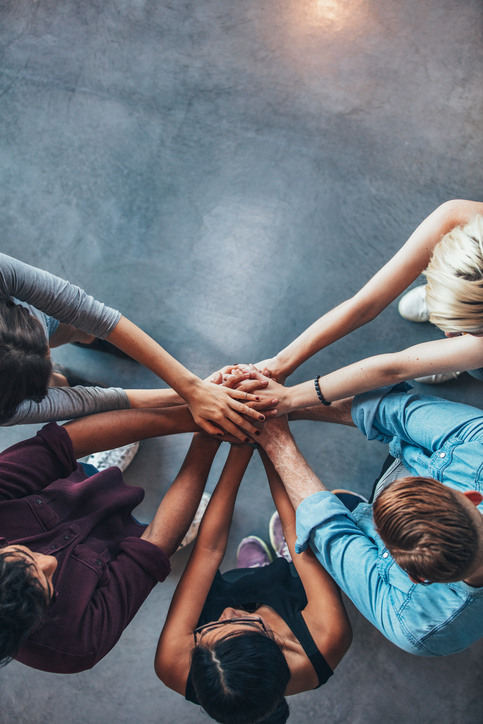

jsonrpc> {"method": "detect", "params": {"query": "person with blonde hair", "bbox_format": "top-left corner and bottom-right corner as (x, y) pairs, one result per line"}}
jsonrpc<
(245, 199), (483, 413)
(424, 214), (483, 337)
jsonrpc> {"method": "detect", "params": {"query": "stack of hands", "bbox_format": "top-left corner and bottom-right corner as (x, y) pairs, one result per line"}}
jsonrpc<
(207, 363), (291, 444)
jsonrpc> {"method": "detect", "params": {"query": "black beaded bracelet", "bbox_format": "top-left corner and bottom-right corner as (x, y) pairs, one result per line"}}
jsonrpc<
(314, 375), (331, 406)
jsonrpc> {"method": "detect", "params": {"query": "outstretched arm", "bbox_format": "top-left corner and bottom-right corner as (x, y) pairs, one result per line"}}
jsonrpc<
(255, 199), (483, 382)
(243, 332), (483, 413)
(155, 442), (253, 692)
(141, 433), (222, 556)
(62, 404), (198, 459)
(259, 449), (352, 675)
(108, 317), (269, 442)
(257, 416), (327, 509)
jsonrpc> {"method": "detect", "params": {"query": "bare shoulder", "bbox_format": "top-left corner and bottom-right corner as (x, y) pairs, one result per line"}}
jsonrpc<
(155, 632), (192, 694)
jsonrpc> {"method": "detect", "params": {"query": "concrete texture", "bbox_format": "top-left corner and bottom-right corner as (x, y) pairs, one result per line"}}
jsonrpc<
(1, 0), (483, 722)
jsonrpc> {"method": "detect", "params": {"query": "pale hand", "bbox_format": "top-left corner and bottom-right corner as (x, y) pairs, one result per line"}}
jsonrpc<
(222, 367), (291, 416)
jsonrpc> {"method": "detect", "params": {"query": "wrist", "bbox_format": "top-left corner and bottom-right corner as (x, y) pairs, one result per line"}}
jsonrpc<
(179, 376), (205, 405)
(262, 430), (294, 458)
(275, 350), (296, 379)
(285, 383), (314, 413)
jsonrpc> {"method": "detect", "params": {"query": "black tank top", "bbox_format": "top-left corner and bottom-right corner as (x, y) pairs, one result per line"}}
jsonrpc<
(185, 557), (333, 704)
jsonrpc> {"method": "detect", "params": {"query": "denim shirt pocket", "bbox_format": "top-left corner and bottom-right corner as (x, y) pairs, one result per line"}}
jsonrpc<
(378, 549), (415, 594)
(377, 547), (393, 581)
(72, 544), (111, 587)
(428, 441), (455, 480)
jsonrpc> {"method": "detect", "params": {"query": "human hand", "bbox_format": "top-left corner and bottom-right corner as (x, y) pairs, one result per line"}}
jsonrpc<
(252, 357), (290, 385)
(204, 365), (240, 384)
(222, 366), (292, 416)
(185, 375), (271, 443)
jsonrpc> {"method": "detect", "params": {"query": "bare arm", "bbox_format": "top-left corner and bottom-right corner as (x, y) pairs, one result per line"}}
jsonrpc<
(259, 450), (352, 672)
(107, 317), (267, 442)
(256, 199), (483, 382)
(62, 404), (198, 459)
(249, 333), (483, 412)
(155, 444), (253, 691)
(141, 433), (221, 555)
(257, 416), (327, 510)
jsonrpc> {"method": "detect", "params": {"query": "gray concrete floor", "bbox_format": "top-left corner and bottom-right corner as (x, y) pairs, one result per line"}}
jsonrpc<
(1, 0), (483, 722)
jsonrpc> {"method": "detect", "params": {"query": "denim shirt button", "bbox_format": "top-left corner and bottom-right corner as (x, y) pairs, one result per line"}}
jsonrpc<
(382, 551), (389, 558)
(35, 499), (42, 504)
(439, 452), (446, 458)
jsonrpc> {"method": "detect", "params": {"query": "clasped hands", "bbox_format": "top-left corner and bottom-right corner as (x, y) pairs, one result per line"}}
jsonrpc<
(208, 363), (291, 443)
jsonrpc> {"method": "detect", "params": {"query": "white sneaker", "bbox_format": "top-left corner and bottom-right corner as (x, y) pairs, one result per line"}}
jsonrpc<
(398, 285), (430, 322)
(414, 372), (462, 384)
(177, 492), (211, 551)
(85, 441), (140, 472)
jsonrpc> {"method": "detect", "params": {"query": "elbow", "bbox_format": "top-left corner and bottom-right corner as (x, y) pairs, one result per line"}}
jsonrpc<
(344, 295), (384, 328)
(332, 618), (353, 664)
(154, 656), (172, 686)
(341, 621), (353, 654)
(369, 353), (413, 387)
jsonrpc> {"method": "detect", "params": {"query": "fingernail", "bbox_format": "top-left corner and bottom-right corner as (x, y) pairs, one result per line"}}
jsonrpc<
(244, 437), (250, 443)
(255, 430), (261, 436)
(256, 397), (260, 401)
(259, 415), (265, 421)
(217, 433), (223, 437)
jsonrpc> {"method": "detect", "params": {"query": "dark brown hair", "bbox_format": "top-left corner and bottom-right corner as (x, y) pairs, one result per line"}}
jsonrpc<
(0, 299), (52, 424)
(0, 550), (51, 667)
(373, 476), (479, 583)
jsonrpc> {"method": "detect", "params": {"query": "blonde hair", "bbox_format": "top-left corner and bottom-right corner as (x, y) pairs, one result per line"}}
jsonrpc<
(425, 215), (483, 333)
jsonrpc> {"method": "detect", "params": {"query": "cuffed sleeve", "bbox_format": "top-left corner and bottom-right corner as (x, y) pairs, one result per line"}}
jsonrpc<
(351, 382), (413, 443)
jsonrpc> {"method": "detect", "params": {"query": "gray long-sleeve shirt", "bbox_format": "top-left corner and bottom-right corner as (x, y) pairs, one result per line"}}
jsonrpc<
(1, 253), (130, 425)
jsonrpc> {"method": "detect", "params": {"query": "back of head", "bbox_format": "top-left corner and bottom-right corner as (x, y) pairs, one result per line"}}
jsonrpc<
(190, 630), (291, 724)
(0, 299), (52, 423)
(373, 477), (479, 583)
(425, 215), (483, 333)
(0, 551), (51, 667)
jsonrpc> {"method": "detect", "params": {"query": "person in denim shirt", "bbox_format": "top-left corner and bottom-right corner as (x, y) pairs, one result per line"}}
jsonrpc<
(255, 384), (483, 657)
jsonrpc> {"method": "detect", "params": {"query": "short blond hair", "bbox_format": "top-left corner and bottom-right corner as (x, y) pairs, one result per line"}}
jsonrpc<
(425, 215), (483, 333)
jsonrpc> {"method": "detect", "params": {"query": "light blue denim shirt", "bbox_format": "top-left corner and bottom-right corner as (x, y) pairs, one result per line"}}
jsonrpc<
(295, 384), (483, 656)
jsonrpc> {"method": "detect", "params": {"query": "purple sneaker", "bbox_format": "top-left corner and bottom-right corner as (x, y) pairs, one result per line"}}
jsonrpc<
(269, 511), (292, 563)
(236, 536), (273, 569)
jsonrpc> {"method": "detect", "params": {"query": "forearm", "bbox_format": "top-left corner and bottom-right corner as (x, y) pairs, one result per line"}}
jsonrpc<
(108, 318), (264, 443)
(281, 335), (480, 410)
(107, 316), (202, 399)
(194, 445), (254, 555)
(125, 388), (184, 409)
(142, 434), (221, 556)
(275, 297), (385, 378)
(271, 199), (483, 379)
(262, 431), (327, 510)
(63, 404), (198, 458)
(288, 397), (355, 425)
(259, 449), (297, 547)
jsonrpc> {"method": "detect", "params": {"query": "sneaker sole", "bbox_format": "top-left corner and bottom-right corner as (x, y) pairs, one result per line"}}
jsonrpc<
(236, 536), (273, 563)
